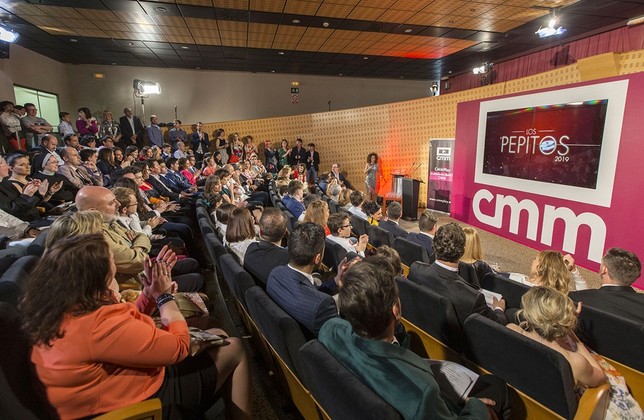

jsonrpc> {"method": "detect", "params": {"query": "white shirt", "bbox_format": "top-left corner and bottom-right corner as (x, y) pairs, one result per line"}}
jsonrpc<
(287, 264), (316, 286)
(327, 235), (365, 257)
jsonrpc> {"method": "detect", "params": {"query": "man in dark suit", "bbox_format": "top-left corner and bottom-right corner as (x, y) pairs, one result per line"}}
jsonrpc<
(245, 208), (289, 286)
(282, 180), (306, 219)
(267, 222), (338, 336)
(406, 209), (438, 263)
(570, 247), (643, 323)
(378, 202), (407, 239)
(118, 107), (144, 149)
(305, 142), (320, 182)
(330, 163), (354, 190)
(409, 222), (508, 326)
(288, 138), (305, 167)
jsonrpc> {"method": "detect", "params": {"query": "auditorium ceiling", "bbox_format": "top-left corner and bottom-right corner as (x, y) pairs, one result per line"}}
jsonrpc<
(1, 0), (643, 80)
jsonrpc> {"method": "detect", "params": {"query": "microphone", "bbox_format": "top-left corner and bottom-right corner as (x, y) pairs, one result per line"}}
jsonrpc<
(410, 162), (422, 178)
(406, 162), (416, 176)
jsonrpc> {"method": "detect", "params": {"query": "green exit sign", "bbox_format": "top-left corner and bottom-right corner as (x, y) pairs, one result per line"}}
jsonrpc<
(291, 87), (299, 93)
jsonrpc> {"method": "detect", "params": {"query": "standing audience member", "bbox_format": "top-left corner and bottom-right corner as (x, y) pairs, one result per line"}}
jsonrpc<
(191, 122), (209, 163)
(267, 223), (338, 336)
(57, 111), (75, 137)
(168, 119), (187, 150)
(0, 101), (22, 152)
(147, 115), (163, 148)
(288, 138), (305, 167)
(305, 142), (320, 182)
(21, 103), (52, 149)
(318, 261), (509, 420)
(23, 234), (251, 420)
(119, 107), (144, 148)
(277, 139), (290, 170)
(76, 107), (98, 137)
(98, 110), (122, 145)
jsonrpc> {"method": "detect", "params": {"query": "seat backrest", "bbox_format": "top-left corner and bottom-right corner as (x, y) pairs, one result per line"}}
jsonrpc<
(245, 286), (307, 376)
(219, 254), (256, 308)
(393, 236), (430, 267)
(298, 340), (401, 420)
(323, 238), (348, 271)
(0, 255), (39, 290)
(480, 272), (531, 310)
(349, 215), (368, 236)
(366, 224), (394, 248)
(327, 200), (339, 214)
(396, 277), (463, 352)
(0, 302), (58, 419)
(26, 230), (49, 257)
(203, 233), (228, 267)
(198, 217), (215, 236)
(576, 305), (644, 372)
(463, 314), (578, 419)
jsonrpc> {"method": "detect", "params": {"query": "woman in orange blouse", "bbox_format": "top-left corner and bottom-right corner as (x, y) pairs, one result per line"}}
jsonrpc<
(22, 235), (251, 419)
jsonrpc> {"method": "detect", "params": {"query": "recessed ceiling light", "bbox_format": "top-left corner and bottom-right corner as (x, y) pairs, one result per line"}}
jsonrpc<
(70, 38), (78, 42)
(278, 51), (284, 55)
(448, 70), (452, 74)
(363, 56), (369, 60)
(404, 29), (412, 33)
(292, 19), (300, 24)
(155, 6), (167, 12)
(128, 42), (135, 47)
(181, 46), (189, 49)
(322, 22), (329, 27)
(271, 70), (275, 73)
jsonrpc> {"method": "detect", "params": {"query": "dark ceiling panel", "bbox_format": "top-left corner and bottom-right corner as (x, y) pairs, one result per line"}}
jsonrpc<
(2, 0), (642, 81)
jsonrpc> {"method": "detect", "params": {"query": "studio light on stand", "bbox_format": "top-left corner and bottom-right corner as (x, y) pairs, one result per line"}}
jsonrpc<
(473, 62), (493, 86)
(133, 79), (161, 122)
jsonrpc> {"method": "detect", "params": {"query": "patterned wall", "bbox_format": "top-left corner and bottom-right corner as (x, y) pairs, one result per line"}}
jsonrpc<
(202, 50), (643, 205)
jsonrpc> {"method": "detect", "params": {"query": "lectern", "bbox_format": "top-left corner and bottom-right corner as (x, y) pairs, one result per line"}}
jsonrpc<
(402, 178), (421, 220)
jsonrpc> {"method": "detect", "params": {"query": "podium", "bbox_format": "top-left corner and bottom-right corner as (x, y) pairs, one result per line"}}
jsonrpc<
(402, 178), (422, 220)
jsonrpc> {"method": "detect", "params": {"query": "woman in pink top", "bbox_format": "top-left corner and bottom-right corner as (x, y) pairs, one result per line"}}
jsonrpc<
(23, 235), (251, 419)
(76, 107), (98, 136)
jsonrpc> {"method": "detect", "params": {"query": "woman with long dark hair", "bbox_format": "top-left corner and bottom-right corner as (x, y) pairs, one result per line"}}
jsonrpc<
(364, 152), (380, 201)
(22, 234), (251, 419)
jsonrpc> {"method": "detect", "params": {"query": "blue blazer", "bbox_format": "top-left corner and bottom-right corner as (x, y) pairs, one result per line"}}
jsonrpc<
(378, 219), (408, 239)
(267, 265), (337, 336)
(407, 232), (434, 261)
(283, 196), (305, 219)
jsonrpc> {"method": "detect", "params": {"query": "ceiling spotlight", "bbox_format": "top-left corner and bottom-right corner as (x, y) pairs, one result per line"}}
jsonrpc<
(404, 28), (412, 33)
(180, 46), (189, 49)
(278, 51), (284, 55)
(0, 26), (19, 43)
(292, 19), (300, 24)
(473, 62), (493, 75)
(322, 22), (330, 28)
(128, 42), (135, 47)
(69, 38), (78, 43)
(155, 6), (168, 12)
(536, 10), (566, 38)
(363, 56), (369, 60)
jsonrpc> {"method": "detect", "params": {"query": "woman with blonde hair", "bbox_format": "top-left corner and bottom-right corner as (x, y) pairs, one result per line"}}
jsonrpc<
(509, 287), (642, 418)
(45, 210), (103, 249)
(303, 200), (331, 236)
(461, 227), (497, 283)
(528, 250), (588, 294)
(338, 188), (353, 209)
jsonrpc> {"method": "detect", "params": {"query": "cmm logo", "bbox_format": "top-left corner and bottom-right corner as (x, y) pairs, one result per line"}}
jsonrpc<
(436, 147), (451, 161)
(473, 189), (606, 262)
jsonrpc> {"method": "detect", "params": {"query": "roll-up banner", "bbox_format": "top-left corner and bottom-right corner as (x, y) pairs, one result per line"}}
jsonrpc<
(427, 139), (454, 213)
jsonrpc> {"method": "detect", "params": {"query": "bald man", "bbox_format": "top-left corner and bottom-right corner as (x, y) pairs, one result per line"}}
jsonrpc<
(76, 186), (203, 292)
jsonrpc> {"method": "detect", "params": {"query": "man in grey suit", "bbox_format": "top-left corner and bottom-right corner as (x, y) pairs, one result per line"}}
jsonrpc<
(378, 201), (407, 239)
(409, 222), (509, 326)
(570, 247), (643, 323)
(267, 222), (338, 336)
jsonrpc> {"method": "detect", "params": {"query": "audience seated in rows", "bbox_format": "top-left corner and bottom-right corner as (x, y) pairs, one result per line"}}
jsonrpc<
(267, 223), (338, 336)
(318, 261), (510, 419)
(409, 222), (509, 326)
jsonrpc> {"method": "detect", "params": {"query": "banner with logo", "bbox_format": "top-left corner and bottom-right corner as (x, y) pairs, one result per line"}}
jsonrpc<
(427, 139), (454, 213)
(451, 74), (644, 289)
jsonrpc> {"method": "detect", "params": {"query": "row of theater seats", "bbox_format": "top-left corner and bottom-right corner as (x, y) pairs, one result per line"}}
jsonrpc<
(258, 184), (641, 419)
